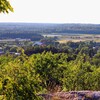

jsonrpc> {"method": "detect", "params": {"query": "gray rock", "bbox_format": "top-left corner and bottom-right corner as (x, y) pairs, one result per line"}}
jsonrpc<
(38, 91), (100, 100)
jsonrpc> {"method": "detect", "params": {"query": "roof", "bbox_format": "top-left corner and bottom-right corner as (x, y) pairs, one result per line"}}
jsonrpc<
(33, 42), (43, 46)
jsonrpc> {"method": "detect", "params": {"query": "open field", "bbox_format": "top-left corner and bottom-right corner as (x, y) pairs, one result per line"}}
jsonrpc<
(43, 33), (100, 43)
(56, 34), (100, 43)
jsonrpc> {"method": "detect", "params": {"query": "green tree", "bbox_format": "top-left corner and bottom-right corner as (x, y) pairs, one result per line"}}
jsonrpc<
(29, 52), (68, 93)
(0, 57), (42, 100)
(0, 0), (13, 13)
(92, 52), (100, 66)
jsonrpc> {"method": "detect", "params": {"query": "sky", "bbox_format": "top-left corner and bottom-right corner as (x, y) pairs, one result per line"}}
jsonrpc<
(0, 0), (100, 24)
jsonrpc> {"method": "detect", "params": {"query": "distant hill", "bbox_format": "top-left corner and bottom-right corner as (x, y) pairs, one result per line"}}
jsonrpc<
(0, 23), (100, 39)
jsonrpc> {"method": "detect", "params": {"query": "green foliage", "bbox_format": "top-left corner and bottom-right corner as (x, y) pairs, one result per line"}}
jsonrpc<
(0, 0), (13, 13)
(92, 52), (100, 66)
(29, 52), (68, 92)
(0, 41), (100, 99)
(0, 55), (42, 100)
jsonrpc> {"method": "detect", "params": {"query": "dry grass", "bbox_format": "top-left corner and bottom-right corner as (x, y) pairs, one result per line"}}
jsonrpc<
(57, 34), (100, 43)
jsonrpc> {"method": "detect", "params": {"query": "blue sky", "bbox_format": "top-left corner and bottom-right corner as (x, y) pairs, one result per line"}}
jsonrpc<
(0, 0), (100, 24)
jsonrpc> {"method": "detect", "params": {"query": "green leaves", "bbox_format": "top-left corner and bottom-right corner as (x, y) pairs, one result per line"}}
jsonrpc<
(0, 0), (13, 13)
(28, 52), (68, 92)
(0, 49), (100, 99)
(0, 55), (42, 100)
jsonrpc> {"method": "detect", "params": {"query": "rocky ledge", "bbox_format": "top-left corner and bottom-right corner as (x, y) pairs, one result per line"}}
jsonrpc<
(38, 91), (100, 100)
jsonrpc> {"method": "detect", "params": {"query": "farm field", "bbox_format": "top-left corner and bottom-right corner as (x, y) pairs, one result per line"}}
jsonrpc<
(56, 34), (100, 43)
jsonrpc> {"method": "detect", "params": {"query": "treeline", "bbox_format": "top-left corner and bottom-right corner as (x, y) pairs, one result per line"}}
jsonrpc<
(0, 33), (43, 41)
(0, 41), (100, 99)
(1, 23), (100, 34)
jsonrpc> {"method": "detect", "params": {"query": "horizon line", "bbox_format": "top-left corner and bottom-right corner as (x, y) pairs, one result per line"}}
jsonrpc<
(0, 22), (100, 25)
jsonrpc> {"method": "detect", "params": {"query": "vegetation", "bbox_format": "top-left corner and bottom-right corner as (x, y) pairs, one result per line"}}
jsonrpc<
(0, 41), (100, 99)
(0, 0), (13, 13)
(0, 33), (43, 41)
(0, 1), (100, 99)
(1, 23), (100, 35)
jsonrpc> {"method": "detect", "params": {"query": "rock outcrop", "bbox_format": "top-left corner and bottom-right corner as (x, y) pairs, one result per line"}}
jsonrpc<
(38, 91), (100, 100)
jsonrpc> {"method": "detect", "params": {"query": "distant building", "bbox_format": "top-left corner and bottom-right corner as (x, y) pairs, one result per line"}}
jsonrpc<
(9, 52), (21, 56)
(0, 38), (31, 43)
(15, 53), (21, 56)
(32, 41), (45, 46)
(0, 51), (4, 55)
(0, 47), (3, 51)
(0, 47), (4, 55)
(15, 38), (31, 42)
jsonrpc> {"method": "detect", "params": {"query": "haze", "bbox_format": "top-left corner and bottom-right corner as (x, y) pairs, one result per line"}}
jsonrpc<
(0, 0), (100, 24)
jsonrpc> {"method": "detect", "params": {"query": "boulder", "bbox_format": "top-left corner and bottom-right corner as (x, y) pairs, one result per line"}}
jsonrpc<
(38, 91), (100, 100)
